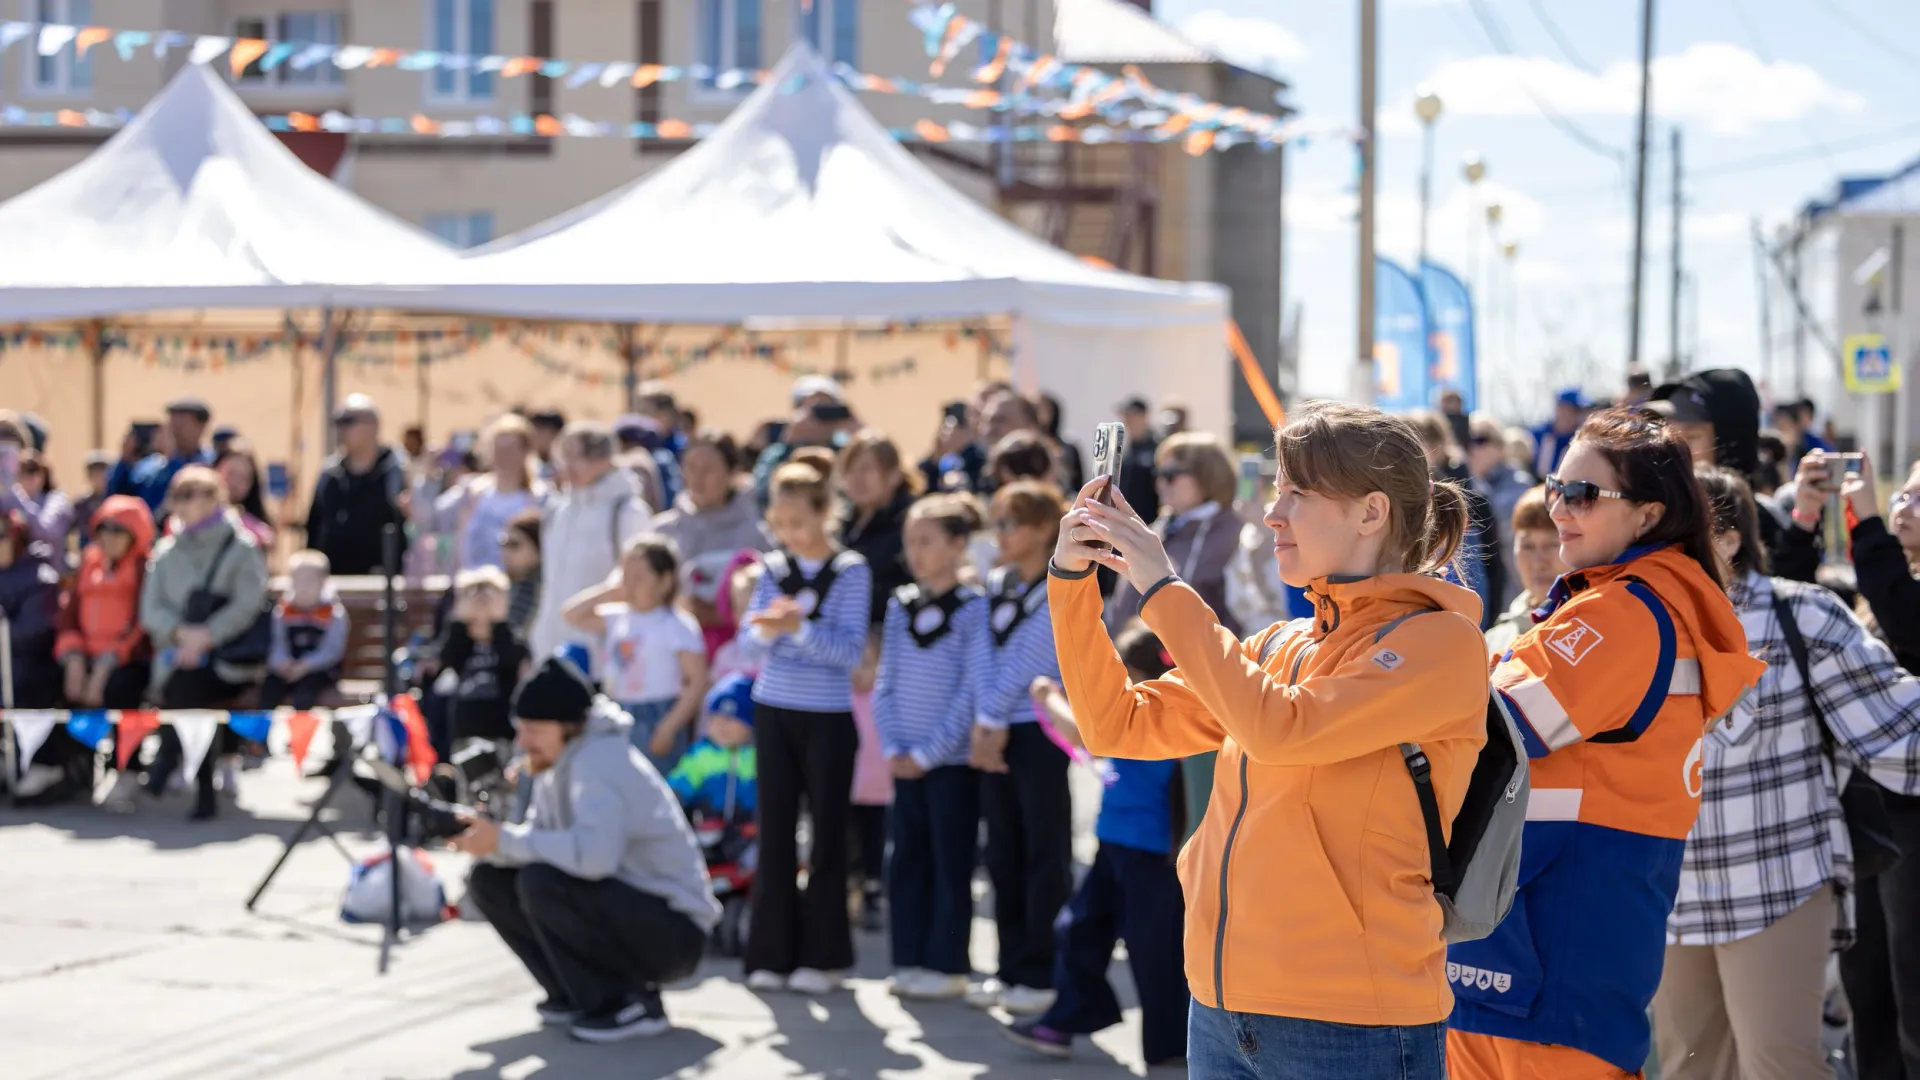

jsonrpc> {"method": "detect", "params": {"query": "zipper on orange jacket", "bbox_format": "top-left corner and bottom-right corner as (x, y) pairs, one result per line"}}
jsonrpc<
(1213, 641), (1314, 1008)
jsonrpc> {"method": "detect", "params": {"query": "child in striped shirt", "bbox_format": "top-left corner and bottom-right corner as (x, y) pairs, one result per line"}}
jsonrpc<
(734, 461), (872, 996)
(966, 480), (1071, 1017)
(873, 493), (990, 1000)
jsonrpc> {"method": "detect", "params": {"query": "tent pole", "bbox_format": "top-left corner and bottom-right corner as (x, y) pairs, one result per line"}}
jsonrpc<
(976, 322), (990, 381)
(85, 319), (107, 450)
(287, 315), (304, 533)
(416, 348), (430, 439)
(620, 324), (639, 412)
(318, 308), (343, 455)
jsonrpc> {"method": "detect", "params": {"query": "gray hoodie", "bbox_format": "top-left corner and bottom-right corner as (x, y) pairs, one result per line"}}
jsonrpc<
(495, 699), (721, 932)
(649, 490), (772, 606)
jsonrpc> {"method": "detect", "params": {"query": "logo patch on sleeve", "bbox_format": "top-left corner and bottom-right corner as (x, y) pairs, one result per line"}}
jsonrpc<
(1545, 618), (1603, 666)
(1371, 648), (1405, 672)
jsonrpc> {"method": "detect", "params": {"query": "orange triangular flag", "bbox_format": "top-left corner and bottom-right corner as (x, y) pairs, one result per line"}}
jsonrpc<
(286, 710), (321, 775)
(75, 27), (110, 58)
(228, 38), (270, 79)
(115, 710), (160, 771)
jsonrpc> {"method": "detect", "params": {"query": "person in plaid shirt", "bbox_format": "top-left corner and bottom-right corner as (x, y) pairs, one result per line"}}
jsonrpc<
(1655, 468), (1920, 1080)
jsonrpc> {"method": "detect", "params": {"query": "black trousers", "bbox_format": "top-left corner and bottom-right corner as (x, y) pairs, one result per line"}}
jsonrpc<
(100, 662), (153, 772)
(259, 670), (335, 711)
(466, 862), (706, 1015)
(852, 804), (889, 891)
(888, 764), (980, 974)
(1039, 842), (1188, 1065)
(980, 722), (1073, 989)
(1841, 789), (1920, 1080)
(746, 703), (858, 975)
(147, 666), (249, 810)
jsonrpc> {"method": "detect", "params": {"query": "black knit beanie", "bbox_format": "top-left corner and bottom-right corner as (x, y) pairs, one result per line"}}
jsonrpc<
(512, 656), (596, 724)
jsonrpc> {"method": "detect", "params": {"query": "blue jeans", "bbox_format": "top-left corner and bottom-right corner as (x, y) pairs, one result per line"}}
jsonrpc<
(623, 699), (689, 775)
(1188, 1000), (1448, 1079)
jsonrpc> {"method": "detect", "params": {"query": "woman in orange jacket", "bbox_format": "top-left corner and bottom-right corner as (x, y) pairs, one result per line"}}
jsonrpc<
(1050, 402), (1492, 1079)
(1444, 409), (1762, 1080)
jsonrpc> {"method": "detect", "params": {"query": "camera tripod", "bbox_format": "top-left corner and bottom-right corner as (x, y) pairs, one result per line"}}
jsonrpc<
(244, 525), (419, 975)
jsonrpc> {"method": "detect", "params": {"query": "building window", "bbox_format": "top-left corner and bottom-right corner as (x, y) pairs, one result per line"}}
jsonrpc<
(425, 211), (495, 249)
(26, 0), (92, 94)
(798, 0), (856, 66)
(697, 0), (761, 88)
(234, 13), (345, 87)
(428, 0), (495, 102)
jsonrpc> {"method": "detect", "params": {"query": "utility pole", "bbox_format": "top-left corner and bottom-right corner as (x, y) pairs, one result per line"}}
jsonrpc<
(1627, 0), (1656, 373)
(1356, 0), (1378, 404)
(1668, 127), (1683, 376)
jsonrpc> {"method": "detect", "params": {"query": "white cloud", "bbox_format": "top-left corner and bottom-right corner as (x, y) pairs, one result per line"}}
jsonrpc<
(1408, 43), (1862, 136)
(1178, 11), (1308, 76)
(1287, 180), (1544, 251)
(1593, 209), (1756, 247)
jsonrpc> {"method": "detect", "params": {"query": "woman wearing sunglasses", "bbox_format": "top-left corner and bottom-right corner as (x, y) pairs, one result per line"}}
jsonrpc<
(1446, 409), (1763, 1080)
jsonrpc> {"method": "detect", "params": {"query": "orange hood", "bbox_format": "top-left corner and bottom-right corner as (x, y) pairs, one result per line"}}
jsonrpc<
(92, 495), (156, 561)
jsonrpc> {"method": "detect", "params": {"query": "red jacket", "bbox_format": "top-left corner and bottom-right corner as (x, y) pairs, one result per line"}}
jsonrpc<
(55, 496), (156, 666)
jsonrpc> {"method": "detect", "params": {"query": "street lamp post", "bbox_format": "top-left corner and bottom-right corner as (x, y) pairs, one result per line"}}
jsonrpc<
(1462, 155), (1487, 307)
(1415, 87), (1444, 281)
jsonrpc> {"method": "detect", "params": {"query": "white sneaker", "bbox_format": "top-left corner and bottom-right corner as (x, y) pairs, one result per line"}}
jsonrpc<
(745, 970), (787, 992)
(1000, 986), (1058, 1015)
(101, 771), (140, 813)
(786, 968), (845, 995)
(15, 764), (62, 799)
(965, 977), (1006, 1009)
(887, 968), (929, 996)
(900, 972), (969, 1001)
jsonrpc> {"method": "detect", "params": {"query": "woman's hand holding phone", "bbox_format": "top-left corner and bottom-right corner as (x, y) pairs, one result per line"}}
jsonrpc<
(1054, 477), (1176, 592)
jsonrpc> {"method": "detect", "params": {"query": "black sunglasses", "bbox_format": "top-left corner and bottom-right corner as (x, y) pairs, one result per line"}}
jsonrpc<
(1546, 475), (1629, 513)
(1155, 466), (1187, 481)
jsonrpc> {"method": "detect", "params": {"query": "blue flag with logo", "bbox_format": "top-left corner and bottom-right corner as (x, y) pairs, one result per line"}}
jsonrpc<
(1375, 257), (1430, 411)
(1420, 260), (1477, 413)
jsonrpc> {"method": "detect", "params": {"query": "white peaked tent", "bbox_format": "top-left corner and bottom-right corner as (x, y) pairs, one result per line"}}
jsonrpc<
(379, 44), (1232, 435)
(0, 62), (460, 322)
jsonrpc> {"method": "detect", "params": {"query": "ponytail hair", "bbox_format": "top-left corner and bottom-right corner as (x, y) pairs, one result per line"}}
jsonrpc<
(1274, 401), (1467, 577)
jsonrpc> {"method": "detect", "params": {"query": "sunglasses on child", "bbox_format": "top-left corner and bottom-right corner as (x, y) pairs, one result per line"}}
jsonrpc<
(1545, 475), (1630, 513)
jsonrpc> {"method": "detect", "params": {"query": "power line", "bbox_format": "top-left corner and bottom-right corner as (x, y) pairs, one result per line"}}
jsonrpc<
(1462, 0), (1628, 166)
(1694, 119), (1920, 177)
(1529, 0), (1599, 74)
(1810, 0), (1920, 68)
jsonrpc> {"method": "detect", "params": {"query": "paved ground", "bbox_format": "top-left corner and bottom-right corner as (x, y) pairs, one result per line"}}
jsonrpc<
(0, 758), (1151, 1080)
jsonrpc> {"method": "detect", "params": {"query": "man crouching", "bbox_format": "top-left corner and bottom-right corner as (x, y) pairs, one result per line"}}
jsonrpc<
(453, 656), (721, 1042)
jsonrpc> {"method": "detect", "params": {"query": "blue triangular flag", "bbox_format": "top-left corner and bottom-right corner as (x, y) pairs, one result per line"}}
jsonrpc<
(227, 711), (273, 745)
(66, 710), (113, 751)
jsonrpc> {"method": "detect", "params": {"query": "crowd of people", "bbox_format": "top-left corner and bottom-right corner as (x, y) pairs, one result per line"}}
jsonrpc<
(4, 365), (1920, 1076)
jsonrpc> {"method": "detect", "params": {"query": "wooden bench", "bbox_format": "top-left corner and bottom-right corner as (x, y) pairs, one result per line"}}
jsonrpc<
(267, 575), (449, 706)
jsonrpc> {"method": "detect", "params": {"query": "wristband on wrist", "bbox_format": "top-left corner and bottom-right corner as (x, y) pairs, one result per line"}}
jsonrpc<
(1790, 507), (1821, 527)
(1139, 574), (1182, 611)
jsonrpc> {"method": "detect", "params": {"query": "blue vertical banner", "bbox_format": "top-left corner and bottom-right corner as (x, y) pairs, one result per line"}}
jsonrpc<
(1420, 260), (1477, 413)
(1375, 256), (1430, 411)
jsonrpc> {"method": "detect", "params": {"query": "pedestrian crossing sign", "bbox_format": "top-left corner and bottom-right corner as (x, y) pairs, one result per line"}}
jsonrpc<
(1843, 333), (1901, 394)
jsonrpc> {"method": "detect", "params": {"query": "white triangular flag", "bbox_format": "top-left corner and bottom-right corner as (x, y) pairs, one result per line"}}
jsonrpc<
(339, 705), (377, 754)
(169, 711), (222, 783)
(7, 711), (59, 779)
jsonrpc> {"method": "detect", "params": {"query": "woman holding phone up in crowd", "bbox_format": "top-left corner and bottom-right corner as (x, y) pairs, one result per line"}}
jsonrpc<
(1445, 410), (1762, 1080)
(1051, 402), (1491, 1079)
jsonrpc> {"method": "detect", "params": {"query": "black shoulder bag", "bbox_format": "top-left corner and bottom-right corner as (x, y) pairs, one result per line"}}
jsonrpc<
(1771, 591), (1902, 879)
(183, 532), (274, 666)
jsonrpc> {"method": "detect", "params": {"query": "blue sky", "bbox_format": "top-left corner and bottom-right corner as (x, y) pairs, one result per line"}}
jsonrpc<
(1156, 0), (1920, 420)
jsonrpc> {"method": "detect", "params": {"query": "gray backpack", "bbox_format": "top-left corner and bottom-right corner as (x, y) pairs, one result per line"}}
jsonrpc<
(1260, 610), (1527, 943)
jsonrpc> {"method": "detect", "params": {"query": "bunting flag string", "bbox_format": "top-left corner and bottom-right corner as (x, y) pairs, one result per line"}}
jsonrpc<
(3, 704), (389, 779)
(909, 3), (1354, 152)
(0, 98), (1314, 152)
(0, 18), (1344, 153)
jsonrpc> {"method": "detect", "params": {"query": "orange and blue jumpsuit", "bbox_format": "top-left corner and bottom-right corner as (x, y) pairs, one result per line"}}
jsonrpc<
(1445, 545), (1764, 1080)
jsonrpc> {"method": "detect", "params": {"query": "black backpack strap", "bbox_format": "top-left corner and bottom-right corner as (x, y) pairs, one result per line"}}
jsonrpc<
(1368, 608), (1455, 893)
(1770, 590), (1833, 757)
(1402, 742), (1455, 894)
(202, 530), (240, 594)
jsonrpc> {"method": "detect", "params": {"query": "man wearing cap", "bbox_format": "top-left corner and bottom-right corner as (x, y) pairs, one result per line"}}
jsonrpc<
(1531, 388), (1587, 479)
(456, 657), (719, 1043)
(1115, 397), (1161, 525)
(749, 377), (853, 505)
(1651, 368), (1822, 583)
(109, 398), (215, 514)
(304, 394), (410, 575)
(71, 450), (113, 548)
